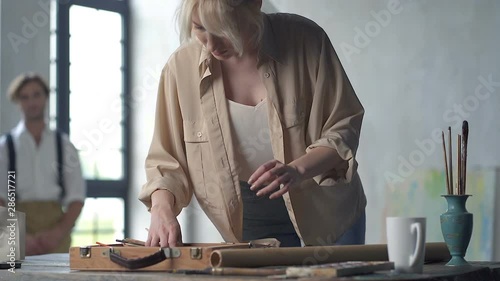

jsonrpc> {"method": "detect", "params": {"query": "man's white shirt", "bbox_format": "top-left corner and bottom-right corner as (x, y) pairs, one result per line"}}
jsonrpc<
(0, 121), (86, 206)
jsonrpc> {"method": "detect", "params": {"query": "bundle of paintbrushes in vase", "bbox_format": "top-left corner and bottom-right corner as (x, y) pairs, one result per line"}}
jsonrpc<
(440, 121), (472, 266)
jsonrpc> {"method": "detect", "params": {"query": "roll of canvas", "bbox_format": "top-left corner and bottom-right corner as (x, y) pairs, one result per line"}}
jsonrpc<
(210, 242), (450, 268)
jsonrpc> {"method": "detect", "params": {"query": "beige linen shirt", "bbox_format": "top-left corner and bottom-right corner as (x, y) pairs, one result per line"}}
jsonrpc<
(140, 13), (367, 246)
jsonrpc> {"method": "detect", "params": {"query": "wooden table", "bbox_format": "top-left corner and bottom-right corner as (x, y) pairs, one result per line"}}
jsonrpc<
(1, 254), (499, 281)
(321, 262), (500, 280)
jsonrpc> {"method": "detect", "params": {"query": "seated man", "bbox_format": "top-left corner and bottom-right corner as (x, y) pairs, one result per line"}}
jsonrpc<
(0, 73), (86, 255)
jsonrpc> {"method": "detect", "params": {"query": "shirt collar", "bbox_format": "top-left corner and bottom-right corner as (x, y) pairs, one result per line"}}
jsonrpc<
(12, 120), (51, 139)
(198, 45), (211, 68)
(198, 45), (212, 79)
(12, 120), (28, 138)
(197, 13), (282, 74)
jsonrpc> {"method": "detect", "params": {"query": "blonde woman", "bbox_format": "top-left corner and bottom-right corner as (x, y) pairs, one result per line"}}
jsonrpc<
(140, 0), (366, 247)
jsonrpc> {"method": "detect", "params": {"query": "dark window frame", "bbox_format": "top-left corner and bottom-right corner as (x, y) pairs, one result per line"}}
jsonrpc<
(55, 0), (130, 236)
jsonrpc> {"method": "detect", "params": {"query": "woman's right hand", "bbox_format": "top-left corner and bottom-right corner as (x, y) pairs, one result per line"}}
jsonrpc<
(146, 190), (183, 247)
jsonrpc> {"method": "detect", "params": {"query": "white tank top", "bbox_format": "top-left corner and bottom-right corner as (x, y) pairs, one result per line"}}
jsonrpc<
(228, 98), (297, 242)
(227, 98), (274, 181)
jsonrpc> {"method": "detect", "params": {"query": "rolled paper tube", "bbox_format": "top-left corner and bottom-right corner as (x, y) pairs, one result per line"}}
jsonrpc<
(210, 242), (450, 268)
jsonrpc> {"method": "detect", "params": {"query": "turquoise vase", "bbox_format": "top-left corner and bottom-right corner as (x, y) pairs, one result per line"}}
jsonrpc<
(440, 195), (473, 266)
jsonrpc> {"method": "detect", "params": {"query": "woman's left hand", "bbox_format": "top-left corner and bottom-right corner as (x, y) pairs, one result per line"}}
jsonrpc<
(248, 160), (303, 199)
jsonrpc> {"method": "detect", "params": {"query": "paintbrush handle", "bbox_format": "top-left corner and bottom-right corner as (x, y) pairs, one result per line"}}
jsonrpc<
(462, 121), (469, 194)
(116, 238), (146, 246)
(442, 132), (451, 195)
(448, 127), (453, 194)
(462, 145), (468, 195)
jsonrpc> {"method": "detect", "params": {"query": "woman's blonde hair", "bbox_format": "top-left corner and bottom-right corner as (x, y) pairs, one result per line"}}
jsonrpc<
(178, 0), (264, 56)
(7, 72), (49, 102)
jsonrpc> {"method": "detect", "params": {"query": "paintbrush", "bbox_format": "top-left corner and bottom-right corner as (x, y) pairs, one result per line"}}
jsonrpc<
(448, 127), (453, 194)
(442, 131), (451, 195)
(116, 238), (146, 247)
(462, 121), (469, 195)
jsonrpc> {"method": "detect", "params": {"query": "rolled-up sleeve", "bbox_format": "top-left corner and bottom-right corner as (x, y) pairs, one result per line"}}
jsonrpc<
(306, 31), (364, 186)
(138, 65), (192, 215)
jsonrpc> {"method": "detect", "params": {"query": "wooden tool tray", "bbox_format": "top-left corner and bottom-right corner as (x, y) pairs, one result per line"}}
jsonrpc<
(70, 242), (252, 271)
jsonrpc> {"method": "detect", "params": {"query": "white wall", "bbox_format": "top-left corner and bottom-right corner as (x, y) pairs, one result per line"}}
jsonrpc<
(0, 0), (51, 134)
(0, 1), (2, 120)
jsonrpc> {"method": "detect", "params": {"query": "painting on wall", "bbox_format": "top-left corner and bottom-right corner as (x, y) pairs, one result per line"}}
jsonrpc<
(383, 168), (498, 261)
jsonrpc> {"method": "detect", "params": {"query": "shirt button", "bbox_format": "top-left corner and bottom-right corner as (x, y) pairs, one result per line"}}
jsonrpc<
(264, 73), (270, 78)
(197, 132), (203, 138)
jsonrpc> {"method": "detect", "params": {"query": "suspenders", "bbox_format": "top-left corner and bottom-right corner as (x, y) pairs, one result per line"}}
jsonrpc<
(55, 132), (66, 199)
(4, 131), (66, 200)
(6, 134), (15, 174)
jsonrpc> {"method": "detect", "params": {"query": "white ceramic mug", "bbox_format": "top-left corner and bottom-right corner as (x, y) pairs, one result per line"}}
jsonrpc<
(386, 217), (426, 274)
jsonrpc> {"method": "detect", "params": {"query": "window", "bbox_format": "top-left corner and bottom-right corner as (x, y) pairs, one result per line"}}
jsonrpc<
(68, 5), (124, 180)
(51, 0), (130, 244)
(71, 198), (125, 246)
